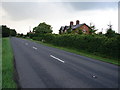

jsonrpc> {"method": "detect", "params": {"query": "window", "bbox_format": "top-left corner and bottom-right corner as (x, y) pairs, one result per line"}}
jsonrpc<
(83, 29), (86, 33)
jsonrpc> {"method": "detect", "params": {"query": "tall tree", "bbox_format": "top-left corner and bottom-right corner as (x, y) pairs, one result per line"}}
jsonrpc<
(33, 22), (53, 34)
(2, 25), (10, 37)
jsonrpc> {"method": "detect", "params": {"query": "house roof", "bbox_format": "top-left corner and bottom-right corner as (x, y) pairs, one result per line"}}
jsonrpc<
(72, 24), (84, 29)
(60, 23), (91, 31)
(65, 24), (85, 30)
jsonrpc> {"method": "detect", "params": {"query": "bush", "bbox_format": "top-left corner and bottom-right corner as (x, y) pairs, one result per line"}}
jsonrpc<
(49, 34), (120, 59)
(32, 37), (43, 41)
(32, 33), (120, 60)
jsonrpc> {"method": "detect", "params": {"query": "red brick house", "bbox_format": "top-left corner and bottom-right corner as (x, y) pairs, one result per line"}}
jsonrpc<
(59, 20), (92, 34)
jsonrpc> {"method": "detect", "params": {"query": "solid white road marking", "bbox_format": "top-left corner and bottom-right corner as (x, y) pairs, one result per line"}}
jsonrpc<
(50, 55), (65, 63)
(33, 46), (37, 50)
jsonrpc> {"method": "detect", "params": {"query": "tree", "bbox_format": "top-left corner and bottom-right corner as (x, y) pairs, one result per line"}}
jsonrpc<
(20, 33), (24, 37)
(33, 27), (37, 33)
(2, 25), (10, 37)
(26, 32), (29, 37)
(33, 22), (53, 34)
(105, 23), (116, 38)
(2, 25), (17, 37)
(29, 33), (34, 38)
(10, 29), (17, 36)
(89, 23), (97, 34)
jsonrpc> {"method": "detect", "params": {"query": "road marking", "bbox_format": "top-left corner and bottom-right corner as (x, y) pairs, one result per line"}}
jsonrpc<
(50, 55), (65, 63)
(33, 46), (37, 50)
(25, 43), (28, 45)
(92, 75), (97, 78)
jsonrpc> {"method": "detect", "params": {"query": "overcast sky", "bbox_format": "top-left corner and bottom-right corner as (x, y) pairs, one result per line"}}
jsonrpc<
(1, 0), (119, 34)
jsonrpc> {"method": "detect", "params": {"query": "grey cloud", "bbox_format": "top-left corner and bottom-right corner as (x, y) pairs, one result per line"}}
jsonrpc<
(2, 2), (72, 21)
(2, 2), (33, 20)
(65, 2), (118, 11)
(2, 2), (118, 22)
(2, 2), (49, 21)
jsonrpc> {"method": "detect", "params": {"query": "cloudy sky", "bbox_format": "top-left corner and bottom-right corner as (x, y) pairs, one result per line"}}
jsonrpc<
(0, 0), (119, 34)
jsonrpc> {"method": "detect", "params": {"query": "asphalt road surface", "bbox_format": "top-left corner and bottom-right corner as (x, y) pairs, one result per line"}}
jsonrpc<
(10, 37), (119, 88)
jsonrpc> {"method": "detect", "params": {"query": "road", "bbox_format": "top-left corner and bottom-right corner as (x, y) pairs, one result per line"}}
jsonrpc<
(10, 37), (119, 88)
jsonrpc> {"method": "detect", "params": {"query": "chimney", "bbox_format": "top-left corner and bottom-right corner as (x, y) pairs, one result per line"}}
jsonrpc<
(70, 21), (74, 26)
(76, 20), (80, 25)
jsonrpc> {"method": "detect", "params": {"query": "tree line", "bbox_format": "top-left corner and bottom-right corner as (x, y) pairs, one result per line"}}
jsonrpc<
(1, 25), (17, 37)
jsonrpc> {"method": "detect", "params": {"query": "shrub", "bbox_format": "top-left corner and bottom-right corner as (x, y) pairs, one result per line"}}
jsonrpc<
(32, 33), (120, 60)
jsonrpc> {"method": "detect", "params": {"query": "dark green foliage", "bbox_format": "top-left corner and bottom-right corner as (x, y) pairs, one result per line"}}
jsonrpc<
(32, 34), (45, 41)
(30, 23), (120, 59)
(89, 23), (97, 34)
(33, 22), (53, 34)
(105, 28), (116, 38)
(89, 29), (97, 34)
(1, 25), (17, 37)
(105, 23), (117, 38)
(2, 25), (10, 37)
(41, 34), (120, 60)
(32, 37), (43, 41)
(17, 33), (24, 37)
(10, 29), (17, 36)
(26, 32), (29, 37)
(20, 33), (23, 37)
(29, 33), (34, 38)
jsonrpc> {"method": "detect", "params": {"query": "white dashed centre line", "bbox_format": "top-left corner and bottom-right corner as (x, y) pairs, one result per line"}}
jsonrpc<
(33, 47), (37, 50)
(25, 43), (28, 45)
(50, 55), (65, 63)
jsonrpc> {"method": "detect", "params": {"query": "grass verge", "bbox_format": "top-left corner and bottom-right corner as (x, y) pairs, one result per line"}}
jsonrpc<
(2, 37), (17, 88)
(0, 37), (2, 89)
(25, 38), (119, 66)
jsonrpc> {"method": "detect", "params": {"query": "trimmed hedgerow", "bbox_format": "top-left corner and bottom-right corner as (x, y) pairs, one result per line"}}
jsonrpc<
(32, 34), (120, 60)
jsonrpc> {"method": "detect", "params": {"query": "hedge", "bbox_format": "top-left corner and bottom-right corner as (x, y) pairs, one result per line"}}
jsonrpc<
(32, 34), (120, 60)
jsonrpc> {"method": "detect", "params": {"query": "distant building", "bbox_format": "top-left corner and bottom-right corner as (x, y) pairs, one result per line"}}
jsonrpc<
(27, 30), (34, 34)
(59, 20), (92, 34)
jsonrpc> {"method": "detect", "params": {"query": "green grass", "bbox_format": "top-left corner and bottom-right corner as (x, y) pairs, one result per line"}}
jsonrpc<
(0, 37), (2, 89)
(25, 38), (119, 66)
(2, 38), (17, 88)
